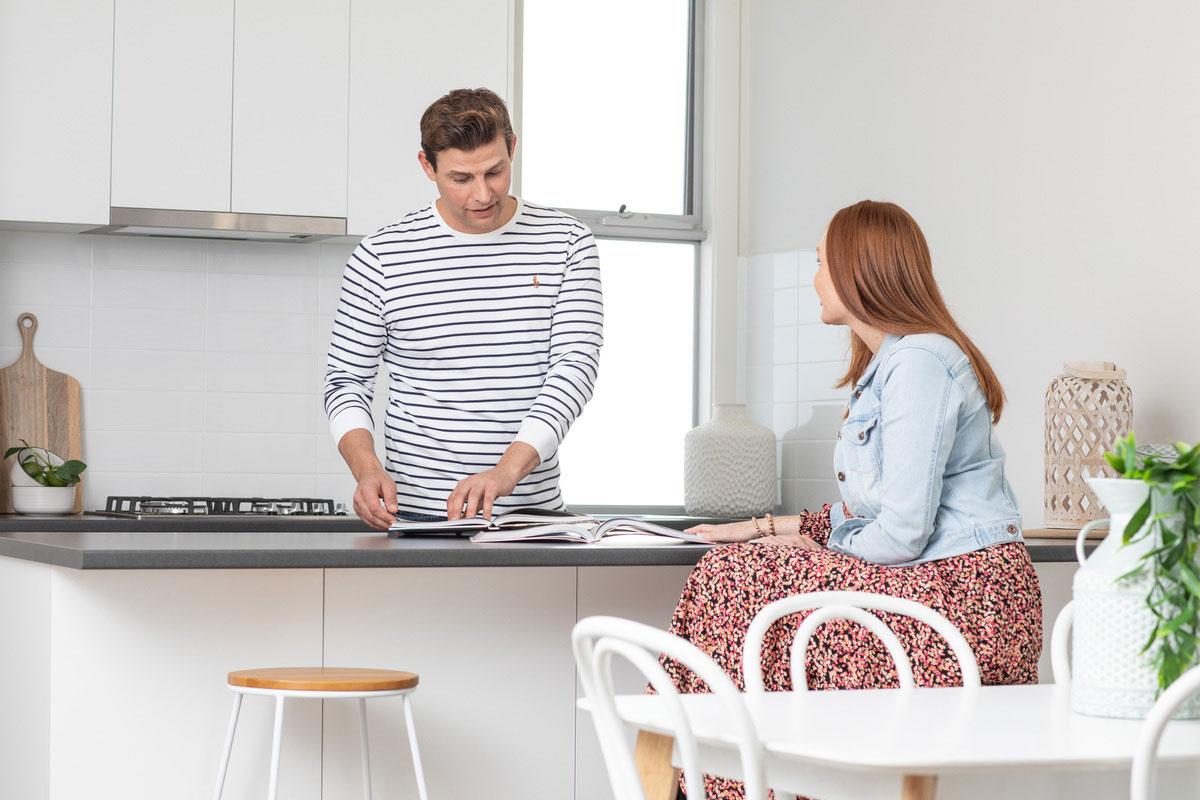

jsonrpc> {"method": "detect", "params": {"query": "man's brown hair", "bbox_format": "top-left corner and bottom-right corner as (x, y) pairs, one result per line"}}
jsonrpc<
(826, 200), (1006, 423)
(420, 88), (514, 171)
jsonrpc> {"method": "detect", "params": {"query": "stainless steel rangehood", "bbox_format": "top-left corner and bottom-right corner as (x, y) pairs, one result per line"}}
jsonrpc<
(86, 207), (346, 243)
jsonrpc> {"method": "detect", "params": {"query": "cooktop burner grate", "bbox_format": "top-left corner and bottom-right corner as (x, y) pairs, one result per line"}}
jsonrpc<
(102, 496), (344, 516)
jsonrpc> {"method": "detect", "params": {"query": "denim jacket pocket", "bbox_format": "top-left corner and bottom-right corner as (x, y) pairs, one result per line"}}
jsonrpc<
(841, 414), (881, 474)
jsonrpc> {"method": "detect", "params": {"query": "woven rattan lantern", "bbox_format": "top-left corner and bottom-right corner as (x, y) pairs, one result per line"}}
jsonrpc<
(1044, 361), (1133, 528)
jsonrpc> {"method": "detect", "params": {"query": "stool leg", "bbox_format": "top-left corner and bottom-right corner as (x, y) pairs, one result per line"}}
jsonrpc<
(402, 693), (429, 800)
(358, 697), (372, 800)
(267, 695), (286, 800)
(212, 692), (243, 800)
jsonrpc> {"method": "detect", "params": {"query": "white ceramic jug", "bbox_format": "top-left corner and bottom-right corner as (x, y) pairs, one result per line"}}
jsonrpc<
(1071, 477), (1198, 718)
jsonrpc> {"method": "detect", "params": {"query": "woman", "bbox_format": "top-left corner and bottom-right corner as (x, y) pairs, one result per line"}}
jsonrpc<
(666, 200), (1042, 798)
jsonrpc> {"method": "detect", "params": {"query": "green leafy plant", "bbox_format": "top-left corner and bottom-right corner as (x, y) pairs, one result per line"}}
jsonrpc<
(1106, 432), (1200, 691)
(4, 439), (87, 487)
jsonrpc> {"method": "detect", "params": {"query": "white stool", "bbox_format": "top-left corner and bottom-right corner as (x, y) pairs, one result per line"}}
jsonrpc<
(212, 667), (429, 800)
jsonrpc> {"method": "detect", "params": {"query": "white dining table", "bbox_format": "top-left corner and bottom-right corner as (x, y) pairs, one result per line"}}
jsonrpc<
(589, 684), (1200, 800)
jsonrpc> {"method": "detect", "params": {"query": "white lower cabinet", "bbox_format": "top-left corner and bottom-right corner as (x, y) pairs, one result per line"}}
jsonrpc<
(0, 559), (690, 800)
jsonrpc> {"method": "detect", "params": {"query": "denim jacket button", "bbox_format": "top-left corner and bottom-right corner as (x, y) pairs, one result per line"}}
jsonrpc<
(857, 431), (865, 440)
(837, 472), (846, 481)
(1007, 524), (1018, 534)
(855, 390), (863, 399)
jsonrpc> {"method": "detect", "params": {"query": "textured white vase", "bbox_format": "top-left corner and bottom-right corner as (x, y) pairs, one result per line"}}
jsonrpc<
(683, 404), (777, 517)
(1071, 477), (1200, 719)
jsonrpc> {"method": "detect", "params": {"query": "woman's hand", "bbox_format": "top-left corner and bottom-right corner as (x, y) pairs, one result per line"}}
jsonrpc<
(684, 520), (761, 543)
(684, 519), (825, 550)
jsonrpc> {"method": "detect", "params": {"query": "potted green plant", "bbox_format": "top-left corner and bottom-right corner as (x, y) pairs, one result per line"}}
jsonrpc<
(1105, 433), (1200, 692)
(5, 439), (86, 515)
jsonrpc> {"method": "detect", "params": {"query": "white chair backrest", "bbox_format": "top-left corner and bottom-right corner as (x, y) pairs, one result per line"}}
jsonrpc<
(572, 616), (768, 800)
(1131, 664), (1200, 800)
(1049, 600), (1074, 685)
(742, 590), (981, 693)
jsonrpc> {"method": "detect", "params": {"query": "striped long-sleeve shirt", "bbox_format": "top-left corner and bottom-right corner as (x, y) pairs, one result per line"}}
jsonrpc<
(324, 198), (603, 516)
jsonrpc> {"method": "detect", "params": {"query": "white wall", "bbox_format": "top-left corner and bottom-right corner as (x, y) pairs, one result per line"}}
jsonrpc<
(0, 231), (364, 510)
(739, 0), (1200, 523)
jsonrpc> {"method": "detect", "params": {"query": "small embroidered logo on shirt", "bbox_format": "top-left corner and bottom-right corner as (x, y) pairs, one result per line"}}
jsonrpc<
(533, 276), (540, 287)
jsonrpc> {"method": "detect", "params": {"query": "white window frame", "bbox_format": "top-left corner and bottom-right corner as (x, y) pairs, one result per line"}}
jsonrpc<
(514, 0), (705, 514)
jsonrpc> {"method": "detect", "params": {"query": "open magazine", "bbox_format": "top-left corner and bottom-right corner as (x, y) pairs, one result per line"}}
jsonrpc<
(388, 507), (594, 536)
(469, 516), (709, 545)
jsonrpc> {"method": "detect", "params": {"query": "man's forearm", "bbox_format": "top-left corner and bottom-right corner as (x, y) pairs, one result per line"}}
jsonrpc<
(496, 440), (540, 484)
(338, 428), (385, 481)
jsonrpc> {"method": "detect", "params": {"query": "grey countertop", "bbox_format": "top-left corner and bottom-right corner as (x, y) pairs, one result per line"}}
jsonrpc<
(0, 514), (1083, 569)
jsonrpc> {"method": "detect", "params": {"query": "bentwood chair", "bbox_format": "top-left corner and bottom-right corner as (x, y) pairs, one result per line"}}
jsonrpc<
(1131, 664), (1200, 800)
(573, 616), (770, 800)
(742, 591), (982, 693)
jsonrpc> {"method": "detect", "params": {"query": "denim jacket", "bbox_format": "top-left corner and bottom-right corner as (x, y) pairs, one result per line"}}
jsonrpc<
(827, 333), (1022, 566)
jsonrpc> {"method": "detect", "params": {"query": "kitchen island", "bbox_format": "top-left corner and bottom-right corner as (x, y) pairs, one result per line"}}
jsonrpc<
(0, 522), (1079, 800)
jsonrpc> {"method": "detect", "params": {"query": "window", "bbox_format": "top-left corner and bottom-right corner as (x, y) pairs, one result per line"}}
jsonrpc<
(520, 0), (701, 507)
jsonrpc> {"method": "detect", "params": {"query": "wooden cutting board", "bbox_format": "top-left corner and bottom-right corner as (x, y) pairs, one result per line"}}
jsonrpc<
(0, 313), (83, 514)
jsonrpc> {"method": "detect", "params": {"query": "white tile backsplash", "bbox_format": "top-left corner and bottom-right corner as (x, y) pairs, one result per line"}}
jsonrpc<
(0, 231), (93, 266)
(205, 311), (318, 354)
(772, 286), (799, 327)
(202, 433), (316, 474)
(0, 305), (92, 348)
(743, 248), (847, 513)
(83, 431), (204, 473)
(0, 230), (355, 509)
(205, 240), (319, 276)
(203, 392), (318, 434)
(86, 390), (205, 432)
(5, 234), (851, 514)
(91, 234), (207, 271)
(0, 264), (92, 307)
(205, 352), (322, 394)
(91, 348), (206, 391)
(207, 272), (317, 314)
(92, 268), (207, 311)
(91, 307), (206, 351)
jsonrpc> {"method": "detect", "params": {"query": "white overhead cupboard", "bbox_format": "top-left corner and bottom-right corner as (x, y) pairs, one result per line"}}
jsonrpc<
(0, 0), (509, 237)
(0, 0), (113, 226)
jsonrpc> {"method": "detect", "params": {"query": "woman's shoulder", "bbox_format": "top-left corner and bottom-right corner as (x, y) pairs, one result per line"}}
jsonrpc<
(884, 333), (969, 372)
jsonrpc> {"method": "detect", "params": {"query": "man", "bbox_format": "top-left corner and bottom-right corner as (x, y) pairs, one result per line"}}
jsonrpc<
(324, 88), (603, 530)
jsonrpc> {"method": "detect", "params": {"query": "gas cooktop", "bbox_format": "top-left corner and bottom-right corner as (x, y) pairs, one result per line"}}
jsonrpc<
(92, 496), (349, 520)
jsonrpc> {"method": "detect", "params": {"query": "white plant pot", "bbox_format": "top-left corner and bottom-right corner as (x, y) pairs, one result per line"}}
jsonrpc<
(683, 404), (777, 517)
(11, 447), (63, 486)
(1071, 477), (1200, 719)
(11, 485), (76, 515)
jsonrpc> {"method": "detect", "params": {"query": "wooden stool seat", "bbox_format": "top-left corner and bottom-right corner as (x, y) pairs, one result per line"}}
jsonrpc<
(215, 666), (428, 800)
(227, 667), (419, 693)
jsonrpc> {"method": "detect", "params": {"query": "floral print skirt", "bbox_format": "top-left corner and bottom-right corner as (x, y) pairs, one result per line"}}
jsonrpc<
(661, 505), (1043, 800)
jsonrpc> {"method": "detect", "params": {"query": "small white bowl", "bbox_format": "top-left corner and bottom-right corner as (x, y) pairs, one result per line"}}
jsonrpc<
(10, 447), (65, 487)
(11, 485), (76, 515)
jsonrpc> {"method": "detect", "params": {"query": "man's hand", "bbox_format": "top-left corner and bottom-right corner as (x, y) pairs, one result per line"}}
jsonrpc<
(447, 441), (541, 520)
(338, 428), (398, 531)
(353, 467), (399, 531)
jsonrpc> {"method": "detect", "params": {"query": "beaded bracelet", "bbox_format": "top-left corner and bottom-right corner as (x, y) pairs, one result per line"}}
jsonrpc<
(766, 513), (776, 537)
(750, 516), (766, 538)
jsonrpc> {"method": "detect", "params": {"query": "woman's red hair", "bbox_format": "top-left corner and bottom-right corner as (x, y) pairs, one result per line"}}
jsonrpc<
(826, 200), (1005, 423)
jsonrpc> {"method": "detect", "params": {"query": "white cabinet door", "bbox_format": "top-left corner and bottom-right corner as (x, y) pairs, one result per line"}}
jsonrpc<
(347, 0), (511, 236)
(232, 0), (348, 218)
(0, 0), (112, 225)
(111, 0), (234, 213)
(112, 0), (349, 219)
